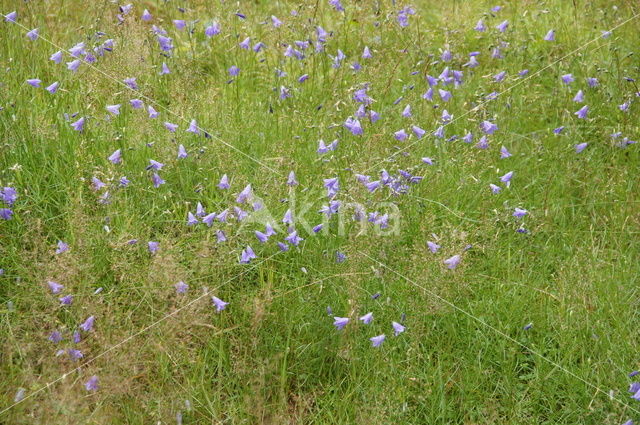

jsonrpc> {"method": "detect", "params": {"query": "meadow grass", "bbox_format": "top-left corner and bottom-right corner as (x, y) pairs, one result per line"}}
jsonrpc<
(1, 0), (639, 423)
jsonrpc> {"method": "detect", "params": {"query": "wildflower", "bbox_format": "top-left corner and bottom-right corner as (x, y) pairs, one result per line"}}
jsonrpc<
(496, 20), (508, 32)
(68, 349), (83, 360)
(141, 9), (152, 21)
(240, 246), (256, 264)
(218, 174), (230, 189)
(329, 0), (345, 12)
(500, 146), (512, 158)
(573, 90), (584, 103)
(48, 330), (63, 343)
(157, 35), (173, 51)
(500, 171), (513, 187)
(481, 120), (498, 134)
(286, 171), (298, 186)
(333, 316), (349, 330)
(279, 86), (291, 100)
(392, 321), (405, 336)
(148, 105), (158, 118)
(175, 281), (188, 293)
(365, 180), (380, 192)
(575, 142), (588, 153)
(255, 231), (268, 243)
(217, 209), (229, 223)
(344, 117), (363, 135)
(177, 144), (188, 159)
(148, 241), (159, 254)
(513, 208), (528, 218)
(26, 79), (41, 87)
(187, 212), (198, 226)
(438, 89), (452, 101)
(427, 241), (440, 253)
(211, 296), (228, 312)
(91, 177), (106, 190)
(186, 120), (200, 134)
(278, 242), (289, 251)
(71, 117), (85, 131)
(205, 22), (221, 37)
(574, 105), (589, 119)
(106, 104), (121, 115)
(464, 55), (479, 68)
(323, 177), (339, 198)
(239, 37), (251, 49)
(561, 74), (574, 85)
(285, 230), (303, 246)
(85, 376), (99, 392)
(151, 173), (165, 188)
(69, 42), (85, 57)
(173, 19), (186, 30)
(67, 59), (80, 72)
(476, 136), (489, 149)
(394, 129), (408, 141)
(50, 50), (63, 63)
(490, 184), (502, 194)
(202, 213), (216, 226)
(4, 11), (17, 22)
(1, 187), (17, 205)
(147, 159), (164, 170)
(56, 240), (69, 254)
(48, 281), (64, 294)
(444, 255), (461, 270)
(359, 312), (373, 324)
(474, 19), (486, 31)
(236, 184), (252, 203)
(26, 28), (39, 41)
(123, 77), (138, 90)
(370, 334), (386, 347)
(397, 7), (415, 27)
(543, 29), (555, 41)
(79, 316), (95, 332)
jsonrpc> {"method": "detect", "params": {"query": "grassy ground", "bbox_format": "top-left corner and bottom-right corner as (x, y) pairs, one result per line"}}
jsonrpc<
(1, 0), (639, 423)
